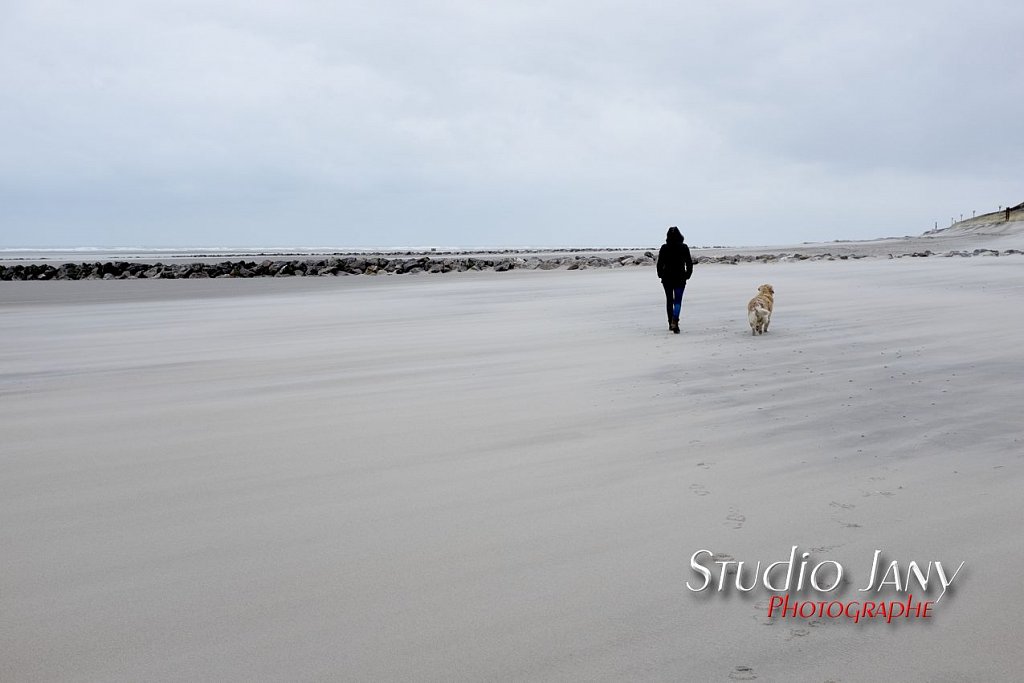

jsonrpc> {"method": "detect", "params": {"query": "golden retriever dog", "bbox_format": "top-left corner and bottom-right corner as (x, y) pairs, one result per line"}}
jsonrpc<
(747, 284), (775, 335)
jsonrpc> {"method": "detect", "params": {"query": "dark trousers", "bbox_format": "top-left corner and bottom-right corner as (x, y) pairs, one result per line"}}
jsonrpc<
(663, 281), (686, 320)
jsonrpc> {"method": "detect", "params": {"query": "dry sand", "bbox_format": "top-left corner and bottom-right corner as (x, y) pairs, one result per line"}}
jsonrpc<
(2, 256), (1023, 681)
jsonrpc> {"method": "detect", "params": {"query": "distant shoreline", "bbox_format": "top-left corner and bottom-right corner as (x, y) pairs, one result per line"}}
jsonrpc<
(4, 220), (1023, 280)
(1, 247), (1020, 282)
(4, 218), (1022, 266)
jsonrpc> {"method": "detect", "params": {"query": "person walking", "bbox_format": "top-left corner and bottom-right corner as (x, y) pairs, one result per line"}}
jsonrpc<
(657, 227), (693, 333)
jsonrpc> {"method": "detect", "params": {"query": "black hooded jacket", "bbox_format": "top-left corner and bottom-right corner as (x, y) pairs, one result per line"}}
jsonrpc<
(657, 232), (693, 285)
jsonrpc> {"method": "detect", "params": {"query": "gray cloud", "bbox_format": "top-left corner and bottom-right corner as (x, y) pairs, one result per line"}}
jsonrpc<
(2, 0), (1021, 247)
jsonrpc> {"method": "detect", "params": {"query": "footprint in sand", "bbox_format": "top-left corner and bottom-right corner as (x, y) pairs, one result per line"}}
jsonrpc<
(810, 544), (843, 553)
(689, 483), (710, 496)
(725, 509), (746, 529)
(837, 521), (862, 528)
(729, 665), (757, 680)
(752, 601), (775, 626)
(788, 628), (810, 640)
(696, 461), (712, 470)
(829, 501), (856, 510)
(710, 552), (739, 576)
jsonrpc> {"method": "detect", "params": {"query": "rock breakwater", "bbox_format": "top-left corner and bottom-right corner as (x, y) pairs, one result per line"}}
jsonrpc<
(1, 248), (1019, 281)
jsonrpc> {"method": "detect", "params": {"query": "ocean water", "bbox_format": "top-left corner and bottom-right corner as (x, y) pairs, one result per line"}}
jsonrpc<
(0, 245), (647, 263)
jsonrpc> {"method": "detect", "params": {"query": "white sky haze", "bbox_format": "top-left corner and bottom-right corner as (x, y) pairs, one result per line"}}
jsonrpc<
(2, 1), (1022, 247)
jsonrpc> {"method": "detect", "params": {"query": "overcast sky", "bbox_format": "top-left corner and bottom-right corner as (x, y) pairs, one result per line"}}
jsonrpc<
(2, 1), (1021, 248)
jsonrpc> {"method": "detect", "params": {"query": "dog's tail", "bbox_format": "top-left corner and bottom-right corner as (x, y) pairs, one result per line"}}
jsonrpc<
(748, 305), (768, 325)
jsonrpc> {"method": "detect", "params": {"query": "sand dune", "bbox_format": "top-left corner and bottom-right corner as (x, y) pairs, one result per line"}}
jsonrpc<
(2, 257), (1022, 680)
